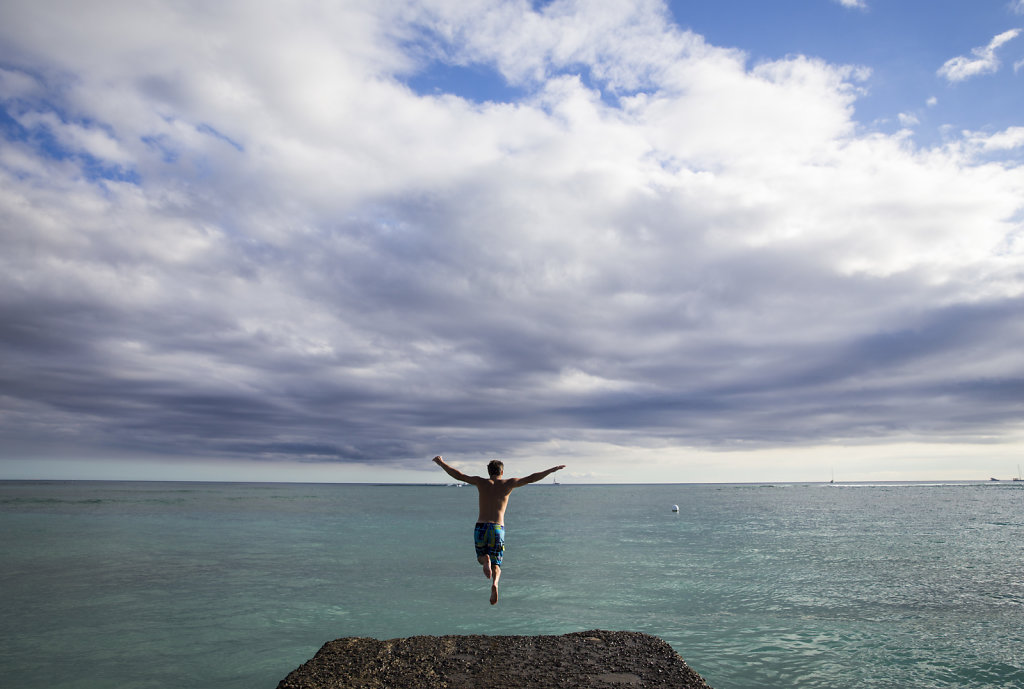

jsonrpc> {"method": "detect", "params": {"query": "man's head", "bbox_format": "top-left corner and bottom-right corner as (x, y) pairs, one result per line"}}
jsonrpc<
(487, 459), (504, 478)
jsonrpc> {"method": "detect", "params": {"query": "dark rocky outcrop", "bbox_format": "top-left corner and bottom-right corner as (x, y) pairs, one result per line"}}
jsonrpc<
(278, 629), (713, 689)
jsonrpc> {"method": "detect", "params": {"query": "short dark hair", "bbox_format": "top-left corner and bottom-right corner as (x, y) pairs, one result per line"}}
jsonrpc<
(487, 460), (504, 477)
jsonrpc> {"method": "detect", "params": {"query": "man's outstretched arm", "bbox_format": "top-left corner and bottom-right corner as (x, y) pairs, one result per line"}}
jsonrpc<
(513, 465), (566, 487)
(433, 456), (481, 485)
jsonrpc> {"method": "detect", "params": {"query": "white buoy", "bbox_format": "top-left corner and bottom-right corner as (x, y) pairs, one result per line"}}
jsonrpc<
(671, 504), (679, 512)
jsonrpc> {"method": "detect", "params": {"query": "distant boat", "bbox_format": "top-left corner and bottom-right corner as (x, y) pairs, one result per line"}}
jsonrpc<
(552, 476), (559, 485)
(1014, 465), (1022, 482)
(990, 477), (1001, 482)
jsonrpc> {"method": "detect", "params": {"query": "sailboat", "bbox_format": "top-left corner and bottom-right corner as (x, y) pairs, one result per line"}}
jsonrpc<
(1014, 465), (1022, 482)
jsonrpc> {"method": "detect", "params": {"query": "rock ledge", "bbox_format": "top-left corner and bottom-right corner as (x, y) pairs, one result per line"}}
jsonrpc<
(277, 629), (713, 689)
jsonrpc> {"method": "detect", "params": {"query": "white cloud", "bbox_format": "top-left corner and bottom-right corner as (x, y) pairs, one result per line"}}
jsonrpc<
(835, 0), (867, 9)
(0, 0), (1023, 478)
(938, 28), (1021, 82)
(898, 112), (919, 127)
(964, 126), (1024, 152)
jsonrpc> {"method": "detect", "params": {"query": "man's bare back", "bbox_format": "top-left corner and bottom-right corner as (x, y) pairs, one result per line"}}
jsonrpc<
(474, 477), (516, 524)
(433, 455), (565, 604)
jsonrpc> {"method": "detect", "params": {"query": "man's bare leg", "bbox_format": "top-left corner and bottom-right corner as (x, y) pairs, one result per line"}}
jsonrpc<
(490, 565), (500, 605)
(478, 555), (492, 580)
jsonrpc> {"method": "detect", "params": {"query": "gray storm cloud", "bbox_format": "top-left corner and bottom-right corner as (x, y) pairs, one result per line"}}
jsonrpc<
(1, 0), (1022, 472)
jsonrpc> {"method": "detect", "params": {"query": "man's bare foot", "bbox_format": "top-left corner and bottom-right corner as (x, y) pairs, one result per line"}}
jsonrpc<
(490, 582), (499, 605)
(479, 557), (492, 580)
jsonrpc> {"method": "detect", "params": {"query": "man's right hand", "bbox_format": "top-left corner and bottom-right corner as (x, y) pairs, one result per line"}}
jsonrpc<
(433, 455), (444, 465)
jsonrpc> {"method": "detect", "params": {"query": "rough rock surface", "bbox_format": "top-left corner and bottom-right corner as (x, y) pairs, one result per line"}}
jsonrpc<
(277, 629), (713, 689)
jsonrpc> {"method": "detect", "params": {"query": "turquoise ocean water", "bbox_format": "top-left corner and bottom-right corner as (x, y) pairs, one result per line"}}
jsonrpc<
(1, 480), (1022, 689)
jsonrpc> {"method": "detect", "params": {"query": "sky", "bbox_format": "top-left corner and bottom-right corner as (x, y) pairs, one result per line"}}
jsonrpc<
(1, 0), (1023, 484)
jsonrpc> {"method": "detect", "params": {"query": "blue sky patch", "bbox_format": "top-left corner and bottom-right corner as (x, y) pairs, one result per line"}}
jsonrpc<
(405, 61), (527, 104)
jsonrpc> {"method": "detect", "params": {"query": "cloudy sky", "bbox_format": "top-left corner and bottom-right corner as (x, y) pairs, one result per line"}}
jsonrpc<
(2, 0), (1023, 483)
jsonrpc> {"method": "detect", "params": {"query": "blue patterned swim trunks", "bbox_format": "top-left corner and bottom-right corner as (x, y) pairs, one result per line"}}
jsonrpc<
(474, 522), (505, 567)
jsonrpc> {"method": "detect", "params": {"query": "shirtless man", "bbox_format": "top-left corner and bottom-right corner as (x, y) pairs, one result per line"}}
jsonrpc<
(433, 455), (566, 605)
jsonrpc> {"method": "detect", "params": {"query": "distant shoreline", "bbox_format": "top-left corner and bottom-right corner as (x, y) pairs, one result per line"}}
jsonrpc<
(1, 478), (1014, 487)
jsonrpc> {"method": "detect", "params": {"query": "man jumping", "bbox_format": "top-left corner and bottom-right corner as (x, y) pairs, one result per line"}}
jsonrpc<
(433, 455), (566, 605)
